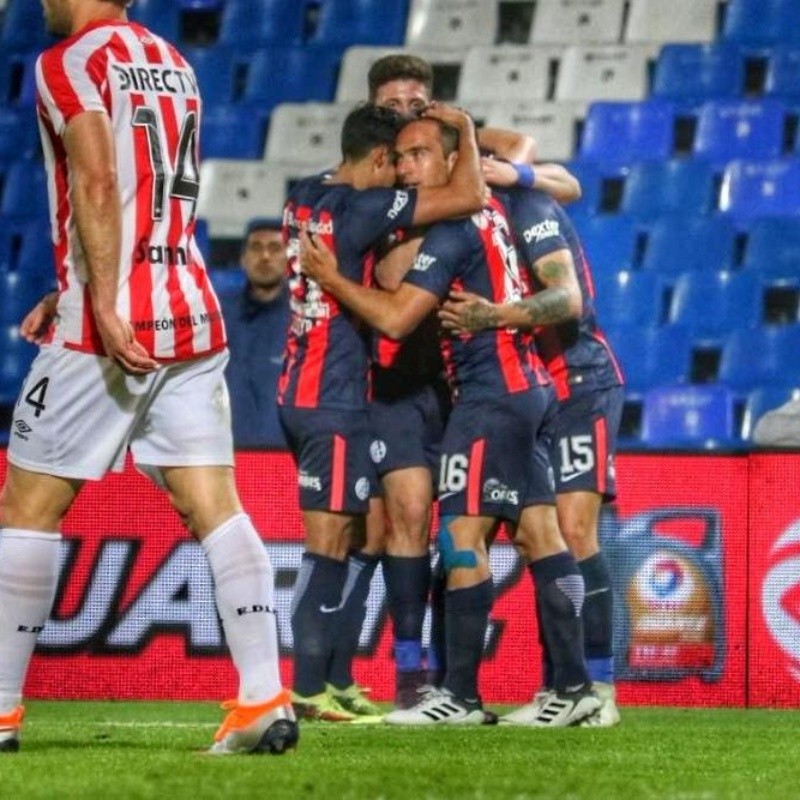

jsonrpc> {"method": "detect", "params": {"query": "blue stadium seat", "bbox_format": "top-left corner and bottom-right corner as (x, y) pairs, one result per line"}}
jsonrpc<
(219, 0), (305, 49)
(0, 52), (39, 107)
(641, 384), (737, 448)
(0, 161), (49, 221)
(593, 271), (666, 329)
(668, 271), (763, 338)
(209, 267), (247, 295)
(0, 107), (38, 164)
(743, 217), (800, 278)
(0, 324), (36, 406)
(652, 44), (744, 109)
(578, 101), (675, 174)
(200, 103), (266, 159)
(719, 158), (800, 223)
(573, 214), (641, 275)
(742, 386), (800, 440)
(178, 0), (225, 9)
(563, 161), (603, 217)
(243, 46), (340, 112)
(128, 0), (180, 41)
(604, 324), (693, 393)
(184, 47), (240, 106)
(0, 0), (55, 53)
(0, 272), (52, 326)
(722, 0), (800, 47)
(693, 99), (787, 168)
(0, 218), (29, 273)
(642, 215), (737, 277)
(620, 159), (716, 221)
(309, 0), (408, 46)
(765, 46), (800, 104)
(718, 325), (800, 393)
(17, 225), (55, 281)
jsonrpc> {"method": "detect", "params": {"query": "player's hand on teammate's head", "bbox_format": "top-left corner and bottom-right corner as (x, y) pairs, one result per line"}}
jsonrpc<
(298, 229), (338, 283)
(94, 309), (160, 375)
(439, 289), (497, 334)
(481, 157), (519, 189)
(422, 102), (473, 131)
(20, 291), (59, 344)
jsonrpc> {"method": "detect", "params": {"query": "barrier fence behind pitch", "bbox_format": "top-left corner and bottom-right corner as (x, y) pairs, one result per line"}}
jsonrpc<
(3, 449), (798, 708)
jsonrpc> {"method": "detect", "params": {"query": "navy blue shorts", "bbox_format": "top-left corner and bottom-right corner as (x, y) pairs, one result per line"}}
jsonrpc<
(368, 381), (450, 479)
(438, 387), (552, 522)
(546, 385), (623, 501)
(278, 406), (375, 513)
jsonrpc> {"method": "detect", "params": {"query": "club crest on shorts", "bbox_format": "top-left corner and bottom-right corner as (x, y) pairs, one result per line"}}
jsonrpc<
(355, 477), (371, 501)
(370, 439), (387, 463)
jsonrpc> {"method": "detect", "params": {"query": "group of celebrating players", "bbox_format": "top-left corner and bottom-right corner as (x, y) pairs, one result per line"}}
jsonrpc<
(0, 0), (623, 756)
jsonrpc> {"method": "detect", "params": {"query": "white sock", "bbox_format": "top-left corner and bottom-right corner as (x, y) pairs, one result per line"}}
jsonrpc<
(0, 529), (62, 715)
(201, 513), (283, 704)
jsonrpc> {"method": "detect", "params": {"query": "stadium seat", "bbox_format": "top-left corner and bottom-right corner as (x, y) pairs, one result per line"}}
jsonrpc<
(593, 270), (666, 329)
(642, 215), (737, 277)
(722, 0), (800, 48)
(765, 46), (800, 104)
(0, 324), (36, 406)
(554, 45), (652, 102)
(405, 0), (499, 48)
(218, 0), (305, 48)
(183, 47), (240, 106)
(209, 267), (247, 295)
(309, 0), (408, 47)
(456, 45), (562, 105)
(604, 324), (693, 393)
(200, 103), (266, 160)
(0, 106), (38, 164)
(197, 159), (289, 237)
(0, 161), (49, 221)
(742, 386), (800, 441)
(578, 101), (675, 172)
(718, 325), (800, 393)
(620, 159), (717, 222)
(641, 384), (737, 448)
(335, 45), (463, 103)
(742, 217), (800, 278)
(668, 271), (764, 338)
(562, 160), (603, 217)
(0, 0), (55, 52)
(573, 214), (641, 274)
(719, 158), (800, 223)
(243, 46), (341, 112)
(624, 0), (719, 44)
(264, 102), (350, 167)
(128, 0), (180, 42)
(17, 224), (55, 280)
(692, 99), (787, 168)
(652, 44), (745, 109)
(485, 101), (586, 162)
(529, 0), (625, 45)
(0, 271), (52, 326)
(0, 217), (29, 274)
(0, 51), (39, 107)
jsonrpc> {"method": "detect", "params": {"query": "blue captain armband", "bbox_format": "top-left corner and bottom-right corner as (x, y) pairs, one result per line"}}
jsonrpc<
(513, 162), (536, 189)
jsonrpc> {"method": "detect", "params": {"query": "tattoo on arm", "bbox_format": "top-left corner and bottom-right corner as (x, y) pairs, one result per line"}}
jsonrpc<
(461, 302), (501, 332)
(513, 287), (573, 327)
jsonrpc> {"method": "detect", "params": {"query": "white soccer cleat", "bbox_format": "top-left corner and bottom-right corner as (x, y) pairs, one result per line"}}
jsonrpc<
(578, 681), (621, 728)
(501, 687), (601, 727)
(208, 690), (299, 755)
(0, 705), (24, 753)
(384, 687), (496, 726)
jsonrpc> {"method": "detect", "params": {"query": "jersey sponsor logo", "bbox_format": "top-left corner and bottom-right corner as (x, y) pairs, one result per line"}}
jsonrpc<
(482, 478), (519, 506)
(370, 440), (387, 464)
(284, 208), (334, 236)
(134, 239), (188, 266)
(522, 219), (560, 244)
(355, 477), (371, 501)
(387, 190), (409, 220)
(298, 471), (322, 491)
(110, 64), (198, 96)
(411, 253), (437, 273)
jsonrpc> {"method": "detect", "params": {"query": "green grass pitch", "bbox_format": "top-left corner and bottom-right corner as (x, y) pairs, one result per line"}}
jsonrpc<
(2, 701), (797, 799)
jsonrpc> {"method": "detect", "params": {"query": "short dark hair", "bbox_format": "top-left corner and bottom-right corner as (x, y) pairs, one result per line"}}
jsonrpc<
(341, 103), (405, 162)
(368, 54), (434, 101)
(244, 217), (282, 238)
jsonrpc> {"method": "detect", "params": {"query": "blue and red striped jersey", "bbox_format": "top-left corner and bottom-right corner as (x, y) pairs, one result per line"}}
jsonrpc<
(278, 174), (417, 410)
(498, 188), (623, 400)
(403, 197), (548, 402)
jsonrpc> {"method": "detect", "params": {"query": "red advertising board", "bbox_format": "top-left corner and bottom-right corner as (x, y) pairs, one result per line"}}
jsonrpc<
(0, 449), (794, 707)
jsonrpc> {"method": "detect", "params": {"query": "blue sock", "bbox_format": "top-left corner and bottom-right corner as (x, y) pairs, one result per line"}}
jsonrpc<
(579, 552), (615, 684)
(328, 551), (379, 690)
(383, 554), (431, 672)
(291, 553), (346, 697)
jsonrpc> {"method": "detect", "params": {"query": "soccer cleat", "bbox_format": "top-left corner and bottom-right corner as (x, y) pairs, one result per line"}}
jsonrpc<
(578, 681), (621, 728)
(395, 670), (428, 710)
(0, 706), (24, 753)
(385, 687), (497, 726)
(501, 687), (601, 728)
(327, 683), (383, 719)
(209, 690), (299, 755)
(291, 690), (357, 722)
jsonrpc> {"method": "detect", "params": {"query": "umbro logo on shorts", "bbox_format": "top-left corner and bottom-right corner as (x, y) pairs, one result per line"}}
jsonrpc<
(13, 419), (32, 439)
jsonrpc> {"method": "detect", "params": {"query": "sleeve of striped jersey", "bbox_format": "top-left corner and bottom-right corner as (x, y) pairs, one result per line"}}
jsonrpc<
(402, 224), (464, 299)
(36, 46), (107, 135)
(349, 188), (418, 252)
(512, 191), (570, 264)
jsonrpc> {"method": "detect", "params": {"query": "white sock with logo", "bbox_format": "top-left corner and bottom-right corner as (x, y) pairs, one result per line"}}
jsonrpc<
(0, 529), (62, 715)
(201, 513), (283, 705)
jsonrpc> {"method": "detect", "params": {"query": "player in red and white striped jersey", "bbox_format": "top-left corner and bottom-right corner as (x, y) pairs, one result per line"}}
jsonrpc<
(0, 0), (296, 756)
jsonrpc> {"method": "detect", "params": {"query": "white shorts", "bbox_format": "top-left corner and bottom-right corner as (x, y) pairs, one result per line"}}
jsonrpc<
(7, 346), (234, 482)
